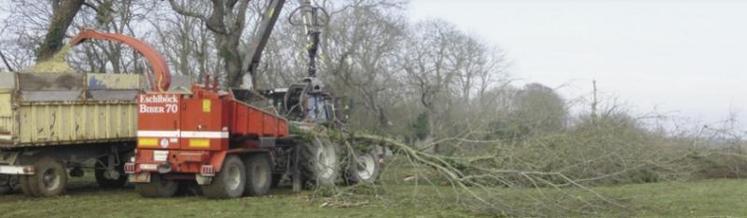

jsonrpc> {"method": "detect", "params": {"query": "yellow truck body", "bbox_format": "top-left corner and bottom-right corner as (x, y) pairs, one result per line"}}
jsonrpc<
(0, 97), (137, 147)
(0, 72), (141, 148)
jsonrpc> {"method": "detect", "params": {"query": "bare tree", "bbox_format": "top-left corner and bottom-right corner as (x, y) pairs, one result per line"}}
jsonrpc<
(2, 1), (66, 68)
(168, 0), (254, 87)
(398, 19), (514, 151)
(150, 2), (217, 78)
(400, 20), (470, 148)
(511, 83), (568, 135)
(320, 1), (407, 129)
(68, 0), (160, 74)
(1, 0), (158, 75)
(36, 0), (85, 62)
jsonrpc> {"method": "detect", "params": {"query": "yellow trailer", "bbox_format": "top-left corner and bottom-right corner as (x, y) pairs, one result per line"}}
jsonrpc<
(0, 29), (198, 197)
(0, 74), (139, 148)
(0, 72), (193, 197)
(0, 72), (142, 197)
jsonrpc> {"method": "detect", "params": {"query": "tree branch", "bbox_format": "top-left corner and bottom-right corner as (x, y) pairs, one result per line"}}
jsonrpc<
(167, 0), (209, 24)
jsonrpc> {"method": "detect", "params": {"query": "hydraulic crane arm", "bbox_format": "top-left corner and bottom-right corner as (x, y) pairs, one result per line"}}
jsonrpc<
(242, 0), (328, 89)
(242, 0), (288, 89)
(70, 29), (172, 92)
(293, 0), (328, 79)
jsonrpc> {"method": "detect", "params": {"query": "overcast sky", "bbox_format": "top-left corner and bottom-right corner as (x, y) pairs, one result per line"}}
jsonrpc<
(1, 1), (745, 128)
(410, 0), (747, 128)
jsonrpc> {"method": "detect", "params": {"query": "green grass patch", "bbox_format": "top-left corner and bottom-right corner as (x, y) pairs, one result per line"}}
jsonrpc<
(0, 178), (744, 217)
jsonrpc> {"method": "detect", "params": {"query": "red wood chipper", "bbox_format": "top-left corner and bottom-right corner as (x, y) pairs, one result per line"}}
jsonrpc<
(128, 79), (291, 197)
(124, 0), (382, 198)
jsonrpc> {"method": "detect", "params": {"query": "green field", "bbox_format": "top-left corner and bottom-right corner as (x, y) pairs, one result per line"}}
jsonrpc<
(0, 178), (745, 217)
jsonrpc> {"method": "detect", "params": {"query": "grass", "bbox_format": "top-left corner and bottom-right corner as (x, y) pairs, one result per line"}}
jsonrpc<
(0, 177), (745, 217)
(0, 176), (471, 218)
(596, 179), (747, 217)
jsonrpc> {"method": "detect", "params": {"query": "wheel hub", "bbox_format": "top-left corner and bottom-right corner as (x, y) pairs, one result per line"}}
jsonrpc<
(355, 154), (375, 180)
(41, 168), (61, 191)
(226, 164), (242, 190)
(253, 164), (268, 187)
(316, 140), (336, 179)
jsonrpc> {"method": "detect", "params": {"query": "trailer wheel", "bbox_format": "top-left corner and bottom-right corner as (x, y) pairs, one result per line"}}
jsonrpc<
(20, 157), (68, 197)
(244, 154), (272, 196)
(0, 175), (16, 194)
(203, 155), (246, 199)
(19, 175), (34, 197)
(300, 137), (339, 187)
(345, 152), (380, 184)
(94, 156), (127, 189)
(135, 174), (178, 198)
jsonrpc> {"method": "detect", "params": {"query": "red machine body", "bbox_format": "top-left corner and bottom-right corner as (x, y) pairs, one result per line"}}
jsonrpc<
(122, 0), (375, 199)
(128, 83), (289, 178)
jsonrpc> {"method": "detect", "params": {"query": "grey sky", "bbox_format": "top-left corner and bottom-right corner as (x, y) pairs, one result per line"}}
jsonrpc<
(410, 0), (747, 128)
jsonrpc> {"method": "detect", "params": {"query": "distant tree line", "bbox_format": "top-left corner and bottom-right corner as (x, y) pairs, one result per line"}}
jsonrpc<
(0, 0), (612, 151)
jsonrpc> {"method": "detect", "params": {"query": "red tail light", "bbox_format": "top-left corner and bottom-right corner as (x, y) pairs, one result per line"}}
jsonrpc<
(200, 165), (215, 176)
(124, 162), (136, 174)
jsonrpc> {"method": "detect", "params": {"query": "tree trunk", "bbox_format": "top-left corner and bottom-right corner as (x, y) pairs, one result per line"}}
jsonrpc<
(223, 39), (244, 88)
(36, 0), (85, 62)
(168, 0), (250, 88)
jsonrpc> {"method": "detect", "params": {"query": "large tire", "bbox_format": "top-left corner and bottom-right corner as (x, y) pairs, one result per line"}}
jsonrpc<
(299, 137), (339, 187)
(0, 175), (16, 195)
(345, 152), (381, 184)
(19, 175), (34, 197)
(202, 155), (246, 199)
(20, 157), (68, 197)
(94, 156), (127, 189)
(135, 174), (178, 198)
(244, 154), (272, 196)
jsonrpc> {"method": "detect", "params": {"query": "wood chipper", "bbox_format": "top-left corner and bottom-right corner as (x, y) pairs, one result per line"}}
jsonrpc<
(125, 0), (383, 198)
(129, 78), (288, 197)
(0, 29), (183, 197)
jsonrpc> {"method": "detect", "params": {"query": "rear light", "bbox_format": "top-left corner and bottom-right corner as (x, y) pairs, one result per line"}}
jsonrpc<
(201, 165), (215, 176)
(124, 162), (135, 174)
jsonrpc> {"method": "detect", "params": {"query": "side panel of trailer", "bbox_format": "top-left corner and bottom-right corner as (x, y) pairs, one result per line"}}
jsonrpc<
(0, 92), (12, 143)
(12, 101), (137, 147)
(0, 73), (142, 148)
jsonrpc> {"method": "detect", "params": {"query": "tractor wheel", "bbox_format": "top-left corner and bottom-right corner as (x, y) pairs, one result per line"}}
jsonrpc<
(94, 156), (127, 189)
(244, 154), (272, 196)
(19, 157), (68, 197)
(345, 152), (381, 184)
(299, 136), (339, 187)
(135, 174), (178, 198)
(203, 155), (246, 199)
